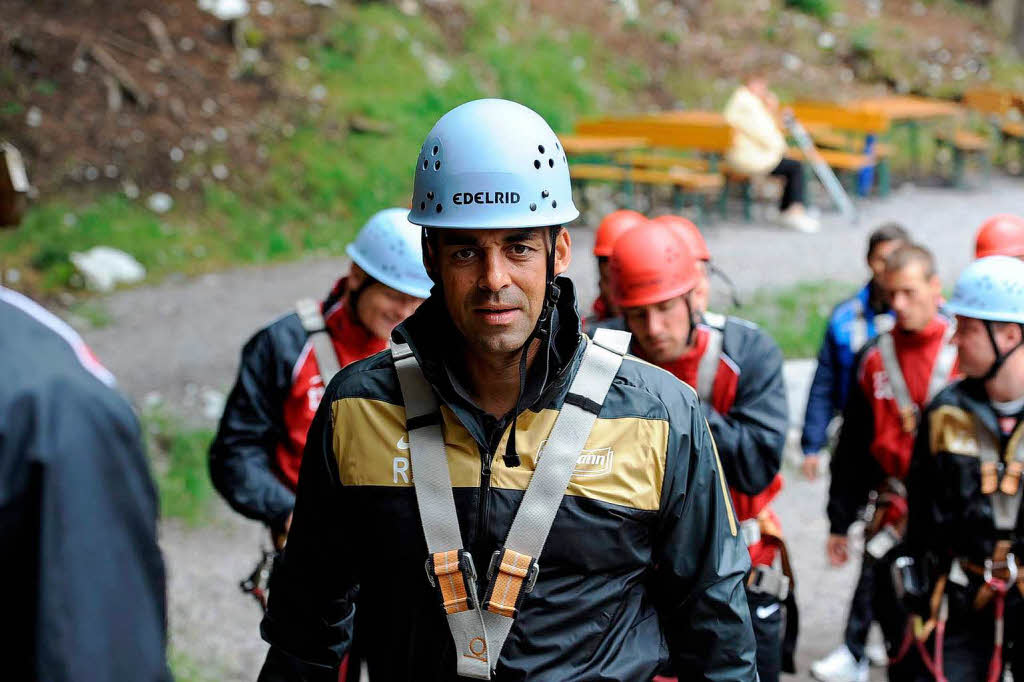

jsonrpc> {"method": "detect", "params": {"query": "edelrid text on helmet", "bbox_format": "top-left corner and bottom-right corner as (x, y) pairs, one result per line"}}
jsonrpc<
(407, 99), (579, 229)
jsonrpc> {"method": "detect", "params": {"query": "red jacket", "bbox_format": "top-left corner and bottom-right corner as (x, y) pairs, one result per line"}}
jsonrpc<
(654, 319), (788, 567)
(828, 314), (959, 534)
(210, 279), (387, 527)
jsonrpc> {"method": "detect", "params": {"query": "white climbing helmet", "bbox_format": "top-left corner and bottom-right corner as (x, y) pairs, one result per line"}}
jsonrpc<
(346, 208), (433, 299)
(946, 255), (1024, 325)
(407, 98), (579, 229)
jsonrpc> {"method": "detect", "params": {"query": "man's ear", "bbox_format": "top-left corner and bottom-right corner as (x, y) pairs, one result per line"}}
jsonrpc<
(553, 227), (572, 276)
(348, 262), (367, 288)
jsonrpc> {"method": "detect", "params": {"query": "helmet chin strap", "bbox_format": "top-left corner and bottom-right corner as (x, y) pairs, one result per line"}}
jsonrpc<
(982, 321), (1024, 382)
(503, 226), (560, 468)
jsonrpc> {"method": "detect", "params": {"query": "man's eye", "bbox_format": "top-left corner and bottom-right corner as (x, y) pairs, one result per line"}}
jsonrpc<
(453, 248), (476, 260)
(510, 244), (532, 256)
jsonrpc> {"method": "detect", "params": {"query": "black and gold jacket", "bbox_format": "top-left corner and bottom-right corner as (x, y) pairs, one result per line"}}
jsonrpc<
(258, 278), (756, 682)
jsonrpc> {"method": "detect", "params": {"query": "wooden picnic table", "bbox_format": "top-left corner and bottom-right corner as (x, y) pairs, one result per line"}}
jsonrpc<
(849, 95), (962, 122)
(557, 134), (649, 156)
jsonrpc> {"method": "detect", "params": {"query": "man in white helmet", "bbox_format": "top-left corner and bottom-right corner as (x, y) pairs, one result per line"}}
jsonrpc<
(209, 208), (430, 553)
(257, 99), (756, 681)
(898, 256), (1024, 680)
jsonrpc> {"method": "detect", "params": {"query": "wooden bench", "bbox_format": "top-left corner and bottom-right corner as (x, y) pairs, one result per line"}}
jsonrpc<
(790, 103), (892, 196)
(933, 129), (991, 187)
(570, 163), (724, 221)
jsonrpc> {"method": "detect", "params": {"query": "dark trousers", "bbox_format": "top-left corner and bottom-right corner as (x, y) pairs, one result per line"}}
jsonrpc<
(844, 559), (876, 661)
(769, 158), (805, 211)
(748, 589), (783, 682)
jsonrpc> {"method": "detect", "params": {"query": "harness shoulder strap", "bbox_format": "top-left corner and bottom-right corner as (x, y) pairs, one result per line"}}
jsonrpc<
(696, 325), (724, 404)
(927, 322), (958, 403)
(296, 298), (343, 383)
(479, 328), (629, 666)
(878, 332), (917, 434)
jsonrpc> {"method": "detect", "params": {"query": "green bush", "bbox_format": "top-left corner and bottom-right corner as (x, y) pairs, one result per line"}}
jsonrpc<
(785, 0), (834, 20)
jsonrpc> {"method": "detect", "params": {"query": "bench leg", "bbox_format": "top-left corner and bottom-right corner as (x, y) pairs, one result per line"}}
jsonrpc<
(698, 194), (708, 225)
(877, 159), (891, 197)
(981, 150), (992, 185)
(741, 181), (752, 222)
(952, 148), (965, 189)
(718, 178), (729, 219)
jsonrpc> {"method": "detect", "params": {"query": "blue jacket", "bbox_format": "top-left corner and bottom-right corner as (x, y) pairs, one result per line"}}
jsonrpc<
(801, 282), (890, 455)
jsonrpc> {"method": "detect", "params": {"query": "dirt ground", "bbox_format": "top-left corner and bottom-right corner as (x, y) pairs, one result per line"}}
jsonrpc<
(70, 176), (1024, 679)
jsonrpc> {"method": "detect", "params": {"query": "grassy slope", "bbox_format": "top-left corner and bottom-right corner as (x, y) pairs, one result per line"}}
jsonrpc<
(1, 0), (628, 293)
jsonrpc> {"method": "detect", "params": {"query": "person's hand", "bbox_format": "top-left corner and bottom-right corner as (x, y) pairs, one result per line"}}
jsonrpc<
(271, 512), (293, 551)
(827, 534), (849, 567)
(802, 454), (821, 480)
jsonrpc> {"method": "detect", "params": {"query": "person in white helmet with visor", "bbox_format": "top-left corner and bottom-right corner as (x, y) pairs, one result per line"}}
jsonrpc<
(209, 208), (431, 553)
(257, 98), (756, 681)
(896, 256), (1024, 681)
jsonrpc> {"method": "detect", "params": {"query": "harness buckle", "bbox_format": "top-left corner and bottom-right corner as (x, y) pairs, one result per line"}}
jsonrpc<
(425, 550), (479, 614)
(487, 549), (540, 594)
(983, 553), (1016, 591)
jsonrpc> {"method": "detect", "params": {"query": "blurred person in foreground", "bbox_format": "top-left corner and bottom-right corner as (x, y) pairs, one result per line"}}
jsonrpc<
(723, 76), (818, 233)
(975, 213), (1024, 260)
(0, 285), (170, 681)
(588, 208), (646, 322)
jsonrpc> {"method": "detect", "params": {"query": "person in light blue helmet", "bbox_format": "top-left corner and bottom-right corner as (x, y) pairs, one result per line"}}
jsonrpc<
(898, 256), (1024, 681)
(210, 208), (431, 556)
(258, 98), (756, 681)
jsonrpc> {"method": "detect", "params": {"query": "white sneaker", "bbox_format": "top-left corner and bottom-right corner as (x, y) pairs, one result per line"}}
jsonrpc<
(779, 207), (821, 233)
(810, 645), (869, 682)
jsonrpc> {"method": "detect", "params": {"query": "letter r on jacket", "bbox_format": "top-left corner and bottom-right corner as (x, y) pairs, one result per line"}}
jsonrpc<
(393, 456), (410, 484)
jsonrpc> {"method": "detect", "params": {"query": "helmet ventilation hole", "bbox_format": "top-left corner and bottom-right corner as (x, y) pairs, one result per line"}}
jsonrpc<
(420, 201), (426, 210)
(552, 200), (557, 208)
(427, 191), (434, 199)
(435, 203), (443, 213)
(541, 190), (549, 198)
(434, 160), (441, 171)
(529, 202), (537, 211)
(432, 145), (439, 156)
(422, 159), (428, 170)
(555, 141), (561, 150)
(538, 144), (545, 154)
(548, 158), (554, 168)
(533, 159), (541, 169)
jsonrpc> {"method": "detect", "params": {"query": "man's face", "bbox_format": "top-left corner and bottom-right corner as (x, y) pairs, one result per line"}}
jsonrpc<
(867, 239), (904, 282)
(953, 316), (997, 378)
(354, 282), (424, 340)
(597, 257), (619, 315)
(884, 262), (941, 332)
(622, 294), (693, 365)
(434, 227), (571, 355)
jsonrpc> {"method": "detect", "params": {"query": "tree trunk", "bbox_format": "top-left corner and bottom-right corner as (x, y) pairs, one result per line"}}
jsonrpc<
(1015, 0), (1024, 57)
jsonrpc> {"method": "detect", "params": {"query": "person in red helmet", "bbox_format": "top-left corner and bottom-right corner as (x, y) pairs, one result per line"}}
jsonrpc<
(609, 220), (792, 682)
(590, 209), (647, 321)
(975, 214), (1024, 260)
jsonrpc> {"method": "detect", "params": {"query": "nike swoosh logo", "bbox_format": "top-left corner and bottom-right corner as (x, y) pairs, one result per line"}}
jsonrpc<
(397, 436), (410, 450)
(756, 603), (780, 619)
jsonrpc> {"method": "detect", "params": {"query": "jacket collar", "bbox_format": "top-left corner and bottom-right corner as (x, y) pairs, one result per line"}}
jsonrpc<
(392, 276), (585, 450)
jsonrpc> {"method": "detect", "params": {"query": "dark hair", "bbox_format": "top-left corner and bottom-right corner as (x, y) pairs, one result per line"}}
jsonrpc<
(867, 222), (910, 260)
(884, 242), (936, 279)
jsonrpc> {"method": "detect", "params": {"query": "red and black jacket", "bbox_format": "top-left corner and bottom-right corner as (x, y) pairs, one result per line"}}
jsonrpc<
(209, 278), (386, 529)
(828, 315), (959, 535)
(649, 315), (789, 566)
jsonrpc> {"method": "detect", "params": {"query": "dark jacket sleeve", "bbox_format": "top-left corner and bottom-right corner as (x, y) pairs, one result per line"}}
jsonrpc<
(827, 358), (884, 535)
(209, 328), (296, 528)
(34, 378), (171, 682)
(802, 322), (839, 455)
(259, 392), (356, 682)
(705, 328), (788, 496)
(903, 404), (951, 564)
(652, 390), (758, 681)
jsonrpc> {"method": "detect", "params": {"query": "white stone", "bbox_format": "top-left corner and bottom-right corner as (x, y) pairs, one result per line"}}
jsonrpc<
(26, 106), (42, 128)
(147, 192), (174, 213)
(198, 0), (249, 21)
(69, 246), (147, 292)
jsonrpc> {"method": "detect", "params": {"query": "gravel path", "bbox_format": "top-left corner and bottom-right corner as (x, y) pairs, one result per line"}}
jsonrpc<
(73, 176), (1024, 680)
